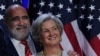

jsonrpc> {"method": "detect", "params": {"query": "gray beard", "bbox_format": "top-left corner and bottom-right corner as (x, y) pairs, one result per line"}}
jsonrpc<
(10, 27), (30, 40)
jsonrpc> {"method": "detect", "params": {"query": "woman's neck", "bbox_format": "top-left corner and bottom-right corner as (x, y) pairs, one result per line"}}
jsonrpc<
(43, 45), (62, 56)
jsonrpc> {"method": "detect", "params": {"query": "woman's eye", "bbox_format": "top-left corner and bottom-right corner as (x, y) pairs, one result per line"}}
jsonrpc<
(42, 30), (49, 33)
(54, 27), (57, 30)
(43, 30), (48, 32)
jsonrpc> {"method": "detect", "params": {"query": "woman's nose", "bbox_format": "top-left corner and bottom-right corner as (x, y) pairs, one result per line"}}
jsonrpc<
(49, 30), (54, 36)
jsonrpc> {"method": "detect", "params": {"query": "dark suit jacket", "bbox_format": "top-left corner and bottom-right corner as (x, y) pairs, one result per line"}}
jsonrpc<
(0, 19), (42, 56)
(0, 19), (18, 56)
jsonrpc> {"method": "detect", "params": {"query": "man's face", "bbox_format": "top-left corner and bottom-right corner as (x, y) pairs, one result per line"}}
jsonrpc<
(7, 7), (30, 40)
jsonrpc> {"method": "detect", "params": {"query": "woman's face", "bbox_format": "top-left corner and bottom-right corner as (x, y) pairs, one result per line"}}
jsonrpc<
(40, 19), (61, 46)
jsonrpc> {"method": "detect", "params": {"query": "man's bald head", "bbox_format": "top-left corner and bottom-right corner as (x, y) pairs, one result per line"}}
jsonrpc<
(4, 4), (27, 21)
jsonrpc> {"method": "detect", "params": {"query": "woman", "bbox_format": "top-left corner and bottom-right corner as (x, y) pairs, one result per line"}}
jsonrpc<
(32, 14), (80, 56)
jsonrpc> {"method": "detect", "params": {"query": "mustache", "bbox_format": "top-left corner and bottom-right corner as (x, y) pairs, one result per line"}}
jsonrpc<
(16, 25), (28, 30)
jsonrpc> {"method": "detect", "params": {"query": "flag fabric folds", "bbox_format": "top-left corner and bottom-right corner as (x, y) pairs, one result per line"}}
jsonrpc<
(78, 0), (100, 56)
(28, 0), (100, 56)
(0, 0), (100, 56)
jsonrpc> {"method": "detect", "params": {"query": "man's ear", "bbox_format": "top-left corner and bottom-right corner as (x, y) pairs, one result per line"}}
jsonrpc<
(39, 39), (42, 43)
(4, 19), (10, 28)
(4, 20), (8, 25)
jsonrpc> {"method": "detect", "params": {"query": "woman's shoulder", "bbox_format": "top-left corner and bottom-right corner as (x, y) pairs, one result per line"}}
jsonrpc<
(36, 51), (44, 56)
(36, 50), (68, 56)
(62, 50), (68, 56)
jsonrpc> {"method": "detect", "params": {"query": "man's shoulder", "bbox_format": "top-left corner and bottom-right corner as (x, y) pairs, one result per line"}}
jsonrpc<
(0, 19), (10, 35)
(0, 19), (11, 43)
(0, 19), (5, 36)
(0, 19), (6, 32)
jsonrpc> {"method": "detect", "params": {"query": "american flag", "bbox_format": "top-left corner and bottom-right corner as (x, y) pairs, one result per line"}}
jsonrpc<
(28, 0), (100, 56)
(78, 0), (100, 56)
(0, 0), (22, 20)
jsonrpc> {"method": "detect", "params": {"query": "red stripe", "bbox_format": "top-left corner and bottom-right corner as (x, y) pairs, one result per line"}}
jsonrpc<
(90, 36), (100, 55)
(64, 23), (83, 56)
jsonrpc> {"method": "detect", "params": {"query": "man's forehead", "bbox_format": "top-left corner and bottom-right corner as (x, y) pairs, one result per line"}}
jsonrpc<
(11, 5), (19, 9)
(8, 4), (25, 12)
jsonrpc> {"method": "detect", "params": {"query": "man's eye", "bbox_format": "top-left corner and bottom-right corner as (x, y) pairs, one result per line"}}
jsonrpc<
(22, 16), (29, 19)
(11, 17), (19, 21)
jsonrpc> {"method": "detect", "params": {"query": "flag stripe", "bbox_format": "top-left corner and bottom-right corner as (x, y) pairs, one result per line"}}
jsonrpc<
(60, 30), (74, 52)
(64, 20), (82, 55)
(90, 35), (100, 55)
(71, 20), (97, 56)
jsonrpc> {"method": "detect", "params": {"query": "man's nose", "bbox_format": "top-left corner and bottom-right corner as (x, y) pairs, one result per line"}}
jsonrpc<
(19, 18), (24, 25)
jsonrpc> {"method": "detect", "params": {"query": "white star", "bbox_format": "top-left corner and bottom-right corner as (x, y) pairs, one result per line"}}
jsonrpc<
(88, 14), (94, 21)
(56, 13), (61, 18)
(74, 5), (77, 9)
(66, 7), (72, 13)
(98, 9), (100, 11)
(48, 2), (54, 8)
(39, 1), (45, 7)
(81, 5), (86, 10)
(69, 0), (73, 4)
(80, 14), (84, 19)
(20, 0), (22, 3)
(0, 14), (3, 20)
(86, 24), (92, 30)
(33, 4), (36, 8)
(58, 3), (63, 9)
(13, 0), (17, 2)
(47, 12), (52, 15)
(89, 5), (95, 11)
(97, 16), (100, 22)
(37, 11), (43, 15)
(0, 4), (5, 10)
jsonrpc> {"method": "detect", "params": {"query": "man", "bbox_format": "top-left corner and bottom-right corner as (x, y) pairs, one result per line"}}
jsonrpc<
(0, 4), (41, 56)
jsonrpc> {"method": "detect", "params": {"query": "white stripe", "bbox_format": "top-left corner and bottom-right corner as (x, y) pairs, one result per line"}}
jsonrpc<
(71, 20), (97, 56)
(60, 30), (74, 52)
(97, 33), (100, 40)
